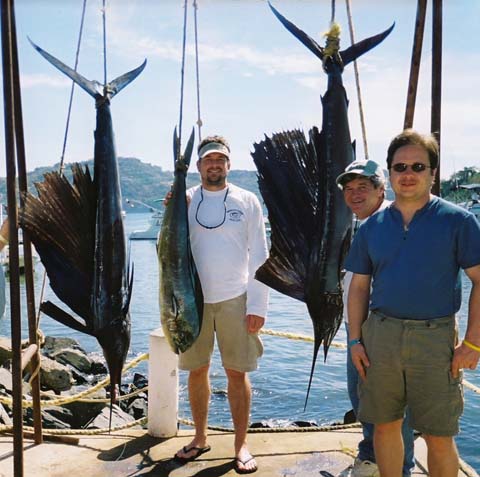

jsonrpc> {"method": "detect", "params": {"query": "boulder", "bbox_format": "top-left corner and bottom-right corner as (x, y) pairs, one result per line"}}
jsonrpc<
(0, 336), (12, 366)
(0, 402), (11, 425)
(40, 356), (73, 393)
(86, 404), (138, 430)
(90, 359), (107, 375)
(52, 348), (92, 373)
(24, 406), (71, 429)
(0, 367), (12, 394)
(64, 387), (107, 428)
(42, 336), (85, 358)
(127, 397), (147, 420)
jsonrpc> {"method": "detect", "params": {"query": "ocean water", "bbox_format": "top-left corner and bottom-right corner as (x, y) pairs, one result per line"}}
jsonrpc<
(0, 212), (479, 472)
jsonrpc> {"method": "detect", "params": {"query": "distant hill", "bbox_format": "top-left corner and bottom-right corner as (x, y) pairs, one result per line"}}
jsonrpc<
(0, 157), (262, 212)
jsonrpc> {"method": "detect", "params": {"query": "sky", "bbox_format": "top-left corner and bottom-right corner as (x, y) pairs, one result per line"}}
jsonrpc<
(1, 0), (479, 180)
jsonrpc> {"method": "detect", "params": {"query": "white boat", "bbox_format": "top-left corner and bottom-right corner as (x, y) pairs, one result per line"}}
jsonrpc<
(459, 184), (480, 221)
(129, 210), (163, 240)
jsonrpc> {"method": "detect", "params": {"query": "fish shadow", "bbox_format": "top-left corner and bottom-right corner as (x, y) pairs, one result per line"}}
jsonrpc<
(134, 459), (234, 476)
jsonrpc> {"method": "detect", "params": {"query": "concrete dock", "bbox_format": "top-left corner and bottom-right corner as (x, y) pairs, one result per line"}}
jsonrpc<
(1, 427), (478, 477)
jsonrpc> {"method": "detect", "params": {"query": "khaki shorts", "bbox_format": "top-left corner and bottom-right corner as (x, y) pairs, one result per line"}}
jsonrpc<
(358, 311), (464, 436)
(178, 293), (264, 373)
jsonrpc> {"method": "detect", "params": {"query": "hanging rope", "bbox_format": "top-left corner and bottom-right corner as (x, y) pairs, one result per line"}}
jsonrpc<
(59, 0), (88, 175)
(102, 0), (108, 86)
(330, 0), (336, 24)
(193, 0), (203, 141)
(178, 0), (189, 153)
(345, 0), (369, 160)
(37, 0), (89, 327)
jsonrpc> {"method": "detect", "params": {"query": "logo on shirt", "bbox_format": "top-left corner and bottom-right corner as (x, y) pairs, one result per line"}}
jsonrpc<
(227, 209), (244, 222)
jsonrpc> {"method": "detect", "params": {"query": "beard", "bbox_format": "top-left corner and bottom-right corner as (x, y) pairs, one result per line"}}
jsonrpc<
(205, 171), (227, 187)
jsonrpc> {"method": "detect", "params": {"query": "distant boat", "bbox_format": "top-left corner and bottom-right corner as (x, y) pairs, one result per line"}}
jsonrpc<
(458, 184), (480, 221)
(129, 210), (163, 240)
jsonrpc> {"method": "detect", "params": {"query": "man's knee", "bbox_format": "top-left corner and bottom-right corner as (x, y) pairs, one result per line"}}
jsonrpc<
(375, 419), (403, 436)
(423, 434), (457, 454)
(190, 364), (210, 379)
(225, 368), (247, 381)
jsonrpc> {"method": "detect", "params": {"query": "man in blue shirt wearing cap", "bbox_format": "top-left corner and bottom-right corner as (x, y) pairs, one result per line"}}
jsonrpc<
(346, 129), (480, 476)
(337, 160), (414, 477)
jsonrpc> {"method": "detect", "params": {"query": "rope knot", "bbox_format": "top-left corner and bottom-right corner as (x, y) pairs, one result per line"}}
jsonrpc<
(322, 22), (343, 71)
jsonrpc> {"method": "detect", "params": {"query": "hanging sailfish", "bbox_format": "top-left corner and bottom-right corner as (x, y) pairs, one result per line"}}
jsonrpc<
(21, 39), (146, 414)
(252, 3), (393, 405)
(157, 128), (203, 354)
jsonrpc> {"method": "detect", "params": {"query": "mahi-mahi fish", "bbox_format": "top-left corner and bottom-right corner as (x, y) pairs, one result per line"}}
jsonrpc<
(21, 40), (145, 415)
(251, 3), (393, 405)
(157, 128), (203, 354)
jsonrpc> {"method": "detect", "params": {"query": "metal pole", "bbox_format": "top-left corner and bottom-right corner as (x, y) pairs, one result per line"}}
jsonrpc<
(1, 0), (24, 474)
(10, 0), (43, 443)
(403, 0), (427, 129)
(431, 0), (442, 196)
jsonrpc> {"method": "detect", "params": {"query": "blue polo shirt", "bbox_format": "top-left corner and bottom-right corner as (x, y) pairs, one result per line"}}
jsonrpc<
(345, 196), (480, 319)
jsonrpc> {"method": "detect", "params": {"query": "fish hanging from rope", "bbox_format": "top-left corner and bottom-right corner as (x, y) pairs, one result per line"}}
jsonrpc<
(157, 128), (204, 354)
(252, 3), (393, 406)
(20, 39), (146, 420)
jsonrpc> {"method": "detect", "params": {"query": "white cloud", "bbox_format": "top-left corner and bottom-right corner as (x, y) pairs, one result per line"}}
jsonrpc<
(21, 73), (70, 89)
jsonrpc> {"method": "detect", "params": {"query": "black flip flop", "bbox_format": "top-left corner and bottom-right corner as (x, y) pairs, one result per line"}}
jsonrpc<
(174, 445), (211, 463)
(234, 456), (258, 474)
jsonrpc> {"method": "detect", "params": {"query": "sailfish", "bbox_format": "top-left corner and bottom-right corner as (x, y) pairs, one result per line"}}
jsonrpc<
(252, 3), (393, 405)
(20, 39), (146, 416)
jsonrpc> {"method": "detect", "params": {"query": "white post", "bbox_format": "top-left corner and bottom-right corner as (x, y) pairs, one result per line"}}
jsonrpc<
(148, 328), (179, 437)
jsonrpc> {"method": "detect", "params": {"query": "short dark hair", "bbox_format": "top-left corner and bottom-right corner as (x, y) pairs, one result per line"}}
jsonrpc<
(386, 129), (439, 170)
(340, 173), (385, 190)
(197, 135), (230, 154)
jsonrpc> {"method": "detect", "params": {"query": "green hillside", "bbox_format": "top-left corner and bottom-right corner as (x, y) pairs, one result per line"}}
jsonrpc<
(0, 157), (262, 212)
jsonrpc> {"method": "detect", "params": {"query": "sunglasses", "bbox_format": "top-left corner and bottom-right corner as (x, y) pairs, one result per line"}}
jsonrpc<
(391, 162), (431, 173)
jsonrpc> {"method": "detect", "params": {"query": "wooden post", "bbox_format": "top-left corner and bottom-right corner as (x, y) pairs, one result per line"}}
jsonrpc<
(9, 0), (42, 444)
(431, 0), (442, 196)
(1, 0), (24, 474)
(403, 0), (427, 129)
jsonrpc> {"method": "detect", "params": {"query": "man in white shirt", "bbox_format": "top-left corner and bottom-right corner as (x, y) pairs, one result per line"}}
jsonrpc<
(174, 135), (269, 475)
(336, 160), (414, 477)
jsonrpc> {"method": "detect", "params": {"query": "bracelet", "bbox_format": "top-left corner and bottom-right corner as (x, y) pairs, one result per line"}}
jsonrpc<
(348, 338), (362, 349)
(463, 339), (480, 353)
(0, 234), (7, 246)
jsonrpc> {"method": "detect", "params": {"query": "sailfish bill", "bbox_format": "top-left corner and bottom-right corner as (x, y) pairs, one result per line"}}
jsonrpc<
(252, 4), (393, 407)
(21, 39), (146, 427)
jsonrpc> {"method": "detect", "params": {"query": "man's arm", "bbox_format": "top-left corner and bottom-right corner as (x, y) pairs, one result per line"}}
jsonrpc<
(451, 263), (480, 378)
(348, 272), (372, 380)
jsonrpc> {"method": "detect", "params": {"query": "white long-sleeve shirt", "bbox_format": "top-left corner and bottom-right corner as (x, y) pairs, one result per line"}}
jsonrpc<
(187, 183), (269, 318)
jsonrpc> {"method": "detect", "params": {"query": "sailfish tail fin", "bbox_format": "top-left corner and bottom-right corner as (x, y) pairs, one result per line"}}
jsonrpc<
(28, 37), (146, 99)
(268, 3), (394, 67)
(341, 23), (395, 66)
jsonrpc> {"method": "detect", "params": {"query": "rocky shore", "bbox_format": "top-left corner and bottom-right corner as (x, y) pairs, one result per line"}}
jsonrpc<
(0, 335), (148, 431)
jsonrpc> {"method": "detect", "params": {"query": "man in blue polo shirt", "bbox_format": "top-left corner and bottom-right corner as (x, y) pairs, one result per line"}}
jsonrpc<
(336, 160), (414, 477)
(346, 129), (480, 476)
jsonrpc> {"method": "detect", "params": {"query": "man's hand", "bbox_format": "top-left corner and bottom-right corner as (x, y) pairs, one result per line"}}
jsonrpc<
(163, 190), (190, 207)
(350, 343), (370, 380)
(246, 314), (265, 334)
(451, 342), (480, 378)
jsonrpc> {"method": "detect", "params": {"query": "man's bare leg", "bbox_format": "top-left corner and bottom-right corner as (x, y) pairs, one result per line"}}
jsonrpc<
(226, 368), (257, 473)
(175, 365), (211, 460)
(374, 419), (403, 477)
(423, 435), (459, 477)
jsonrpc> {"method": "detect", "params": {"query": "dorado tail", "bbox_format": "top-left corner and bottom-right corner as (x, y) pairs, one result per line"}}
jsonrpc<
(28, 38), (146, 99)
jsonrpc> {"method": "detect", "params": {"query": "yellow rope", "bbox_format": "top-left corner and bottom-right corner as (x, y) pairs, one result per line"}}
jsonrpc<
(0, 416), (147, 436)
(0, 352), (149, 408)
(260, 328), (347, 349)
(178, 417), (362, 433)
